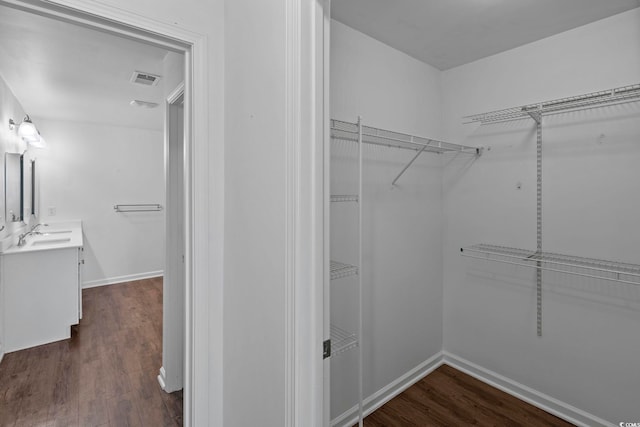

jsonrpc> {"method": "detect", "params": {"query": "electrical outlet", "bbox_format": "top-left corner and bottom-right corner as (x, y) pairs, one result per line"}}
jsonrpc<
(47, 206), (56, 216)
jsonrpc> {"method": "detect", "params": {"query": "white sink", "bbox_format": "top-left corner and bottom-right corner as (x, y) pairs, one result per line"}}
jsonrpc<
(31, 238), (72, 246)
(0, 220), (83, 254)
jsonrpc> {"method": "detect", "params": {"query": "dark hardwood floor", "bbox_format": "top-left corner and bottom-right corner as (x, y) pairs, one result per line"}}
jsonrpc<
(0, 277), (182, 427)
(1, 278), (574, 426)
(363, 364), (574, 427)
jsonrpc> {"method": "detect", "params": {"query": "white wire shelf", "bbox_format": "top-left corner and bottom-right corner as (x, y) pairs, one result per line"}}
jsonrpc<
(331, 195), (358, 203)
(331, 260), (358, 280)
(331, 119), (481, 155)
(460, 243), (640, 286)
(464, 83), (640, 124)
(330, 324), (358, 356)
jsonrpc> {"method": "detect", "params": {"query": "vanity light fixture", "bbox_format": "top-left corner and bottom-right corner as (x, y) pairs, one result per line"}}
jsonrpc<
(18, 115), (38, 141)
(9, 115), (47, 148)
(29, 135), (46, 149)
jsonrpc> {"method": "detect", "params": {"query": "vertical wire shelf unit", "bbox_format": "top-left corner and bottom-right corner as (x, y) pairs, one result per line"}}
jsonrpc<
(329, 117), (480, 426)
(329, 259), (359, 355)
(459, 83), (640, 335)
(329, 116), (364, 426)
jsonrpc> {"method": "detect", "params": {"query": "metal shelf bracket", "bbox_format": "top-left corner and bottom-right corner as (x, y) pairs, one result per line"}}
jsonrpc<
(392, 145), (427, 186)
(524, 108), (542, 124)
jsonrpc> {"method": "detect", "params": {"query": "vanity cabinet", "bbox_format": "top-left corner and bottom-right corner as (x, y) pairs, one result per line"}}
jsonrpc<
(1, 222), (84, 353)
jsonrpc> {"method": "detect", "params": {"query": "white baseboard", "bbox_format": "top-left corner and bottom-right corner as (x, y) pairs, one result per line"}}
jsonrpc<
(330, 351), (612, 427)
(158, 366), (167, 390)
(331, 352), (443, 427)
(442, 352), (614, 427)
(83, 271), (163, 289)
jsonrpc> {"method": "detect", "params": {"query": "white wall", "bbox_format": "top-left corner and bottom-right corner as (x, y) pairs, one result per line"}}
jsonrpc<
(442, 9), (640, 424)
(33, 118), (165, 286)
(330, 20), (444, 420)
(163, 51), (184, 96)
(223, 1), (287, 426)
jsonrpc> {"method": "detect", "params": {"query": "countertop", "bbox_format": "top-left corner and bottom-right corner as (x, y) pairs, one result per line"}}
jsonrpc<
(1, 221), (83, 255)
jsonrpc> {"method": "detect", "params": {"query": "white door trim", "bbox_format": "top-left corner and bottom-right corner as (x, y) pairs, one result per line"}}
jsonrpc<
(167, 82), (186, 105)
(0, 1), (224, 426)
(285, 0), (327, 425)
(320, 1), (332, 425)
(160, 83), (185, 393)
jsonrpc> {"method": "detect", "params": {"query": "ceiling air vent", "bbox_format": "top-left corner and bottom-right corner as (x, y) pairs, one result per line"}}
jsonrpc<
(130, 71), (161, 86)
(130, 100), (159, 109)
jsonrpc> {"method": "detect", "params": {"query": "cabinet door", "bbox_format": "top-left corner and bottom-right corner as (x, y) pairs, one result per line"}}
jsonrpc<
(3, 248), (78, 352)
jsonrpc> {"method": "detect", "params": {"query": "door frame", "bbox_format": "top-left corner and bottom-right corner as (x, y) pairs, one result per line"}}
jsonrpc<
(0, 0), (328, 425)
(284, 0), (329, 425)
(320, 1), (331, 425)
(0, 0), (223, 425)
(159, 83), (185, 393)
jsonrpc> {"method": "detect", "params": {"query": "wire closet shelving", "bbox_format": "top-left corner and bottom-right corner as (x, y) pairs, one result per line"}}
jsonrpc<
(330, 260), (358, 281)
(464, 83), (640, 124)
(328, 118), (363, 426)
(330, 324), (358, 356)
(460, 83), (640, 335)
(331, 119), (481, 154)
(330, 195), (358, 203)
(331, 118), (481, 187)
(461, 244), (640, 286)
(329, 117), (479, 425)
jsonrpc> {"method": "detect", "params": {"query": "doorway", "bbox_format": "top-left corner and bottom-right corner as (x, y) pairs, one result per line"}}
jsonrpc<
(0, 1), (204, 425)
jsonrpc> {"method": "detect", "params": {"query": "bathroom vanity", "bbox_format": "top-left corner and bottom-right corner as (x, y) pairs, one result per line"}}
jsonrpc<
(1, 221), (84, 352)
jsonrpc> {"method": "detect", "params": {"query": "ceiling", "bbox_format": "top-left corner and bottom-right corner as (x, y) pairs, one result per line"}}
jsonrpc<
(1, 2), (637, 130)
(332, 0), (640, 70)
(0, 5), (175, 131)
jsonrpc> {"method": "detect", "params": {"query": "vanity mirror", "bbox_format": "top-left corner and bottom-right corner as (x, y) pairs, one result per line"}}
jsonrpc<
(5, 152), (23, 223)
(21, 154), (33, 219)
(30, 159), (36, 217)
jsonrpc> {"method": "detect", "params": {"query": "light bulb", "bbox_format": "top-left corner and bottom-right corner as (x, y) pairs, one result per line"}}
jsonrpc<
(18, 116), (38, 140)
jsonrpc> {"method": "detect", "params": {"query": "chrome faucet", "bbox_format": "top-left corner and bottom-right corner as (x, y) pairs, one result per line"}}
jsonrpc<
(17, 224), (42, 247)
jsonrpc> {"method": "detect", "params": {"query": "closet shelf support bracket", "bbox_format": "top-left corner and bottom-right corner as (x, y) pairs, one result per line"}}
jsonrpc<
(392, 145), (427, 186)
(391, 144), (482, 186)
(525, 109), (542, 124)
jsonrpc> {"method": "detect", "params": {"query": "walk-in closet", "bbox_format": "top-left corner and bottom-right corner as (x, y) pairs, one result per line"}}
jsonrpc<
(325, 2), (640, 426)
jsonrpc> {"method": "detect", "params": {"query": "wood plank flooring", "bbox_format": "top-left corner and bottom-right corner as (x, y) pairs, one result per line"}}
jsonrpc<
(0, 277), (182, 427)
(363, 364), (574, 426)
(2, 278), (575, 426)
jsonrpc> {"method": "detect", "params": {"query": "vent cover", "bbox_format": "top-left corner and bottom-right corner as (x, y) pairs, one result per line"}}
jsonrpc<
(130, 71), (161, 86)
(130, 100), (159, 109)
